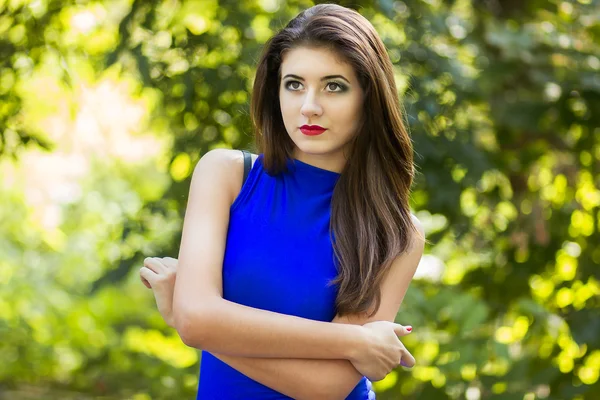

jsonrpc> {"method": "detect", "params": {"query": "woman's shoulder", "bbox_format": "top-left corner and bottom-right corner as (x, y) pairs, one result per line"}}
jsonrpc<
(410, 214), (424, 236)
(196, 149), (260, 171)
(199, 148), (259, 168)
(408, 213), (426, 251)
(194, 149), (259, 199)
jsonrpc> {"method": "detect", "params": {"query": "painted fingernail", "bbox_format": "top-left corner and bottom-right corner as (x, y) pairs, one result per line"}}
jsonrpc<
(406, 326), (412, 332)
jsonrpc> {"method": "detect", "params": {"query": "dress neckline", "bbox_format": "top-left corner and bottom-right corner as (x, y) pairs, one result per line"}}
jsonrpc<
(289, 158), (342, 178)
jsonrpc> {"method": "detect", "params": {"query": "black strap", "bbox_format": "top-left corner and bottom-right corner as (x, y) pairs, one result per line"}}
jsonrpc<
(241, 150), (251, 186)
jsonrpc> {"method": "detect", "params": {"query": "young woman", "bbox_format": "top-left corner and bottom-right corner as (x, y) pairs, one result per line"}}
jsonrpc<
(139, 4), (425, 399)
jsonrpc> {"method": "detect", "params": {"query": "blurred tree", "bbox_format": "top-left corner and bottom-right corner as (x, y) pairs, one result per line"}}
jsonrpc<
(1, 0), (599, 399)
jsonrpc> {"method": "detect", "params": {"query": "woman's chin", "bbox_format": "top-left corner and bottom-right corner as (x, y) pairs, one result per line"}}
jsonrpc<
(293, 144), (334, 157)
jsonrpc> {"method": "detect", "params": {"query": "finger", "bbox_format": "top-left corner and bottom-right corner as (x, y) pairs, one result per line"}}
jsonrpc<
(144, 257), (167, 274)
(393, 323), (413, 336)
(140, 275), (151, 289)
(399, 349), (416, 368)
(161, 257), (178, 270)
(140, 266), (158, 288)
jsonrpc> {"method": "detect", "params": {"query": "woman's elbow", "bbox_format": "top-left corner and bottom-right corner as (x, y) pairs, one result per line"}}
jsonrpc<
(173, 305), (211, 348)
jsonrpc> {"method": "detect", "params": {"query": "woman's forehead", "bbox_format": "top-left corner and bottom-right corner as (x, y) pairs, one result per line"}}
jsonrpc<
(280, 47), (355, 79)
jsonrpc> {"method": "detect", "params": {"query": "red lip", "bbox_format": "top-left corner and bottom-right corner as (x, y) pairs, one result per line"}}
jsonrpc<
(300, 125), (327, 136)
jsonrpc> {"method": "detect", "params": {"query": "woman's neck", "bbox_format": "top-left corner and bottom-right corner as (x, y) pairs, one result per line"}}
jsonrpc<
(292, 148), (349, 174)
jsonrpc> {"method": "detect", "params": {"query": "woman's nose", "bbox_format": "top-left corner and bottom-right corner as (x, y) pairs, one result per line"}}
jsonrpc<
(300, 92), (323, 117)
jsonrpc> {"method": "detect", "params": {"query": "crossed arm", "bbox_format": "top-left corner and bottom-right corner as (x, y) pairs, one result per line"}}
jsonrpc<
(200, 241), (422, 400)
(173, 250), (422, 399)
(170, 149), (423, 399)
(210, 319), (365, 400)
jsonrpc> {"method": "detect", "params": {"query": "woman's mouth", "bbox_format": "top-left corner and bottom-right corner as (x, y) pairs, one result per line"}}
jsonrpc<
(300, 125), (327, 136)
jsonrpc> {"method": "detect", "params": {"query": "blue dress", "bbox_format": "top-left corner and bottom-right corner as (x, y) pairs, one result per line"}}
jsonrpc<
(196, 154), (373, 399)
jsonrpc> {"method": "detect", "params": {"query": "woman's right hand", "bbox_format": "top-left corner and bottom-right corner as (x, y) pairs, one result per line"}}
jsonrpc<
(350, 321), (415, 381)
(140, 257), (178, 328)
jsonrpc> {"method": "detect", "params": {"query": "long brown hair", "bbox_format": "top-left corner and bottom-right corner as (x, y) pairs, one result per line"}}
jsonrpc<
(250, 3), (418, 317)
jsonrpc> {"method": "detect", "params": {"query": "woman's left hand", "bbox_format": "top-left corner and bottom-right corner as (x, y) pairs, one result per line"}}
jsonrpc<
(140, 257), (178, 328)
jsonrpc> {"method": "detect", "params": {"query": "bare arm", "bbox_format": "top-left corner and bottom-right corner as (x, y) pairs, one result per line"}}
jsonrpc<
(212, 354), (358, 400)
(199, 219), (425, 399)
(143, 255), (366, 399)
(173, 149), (365, 361)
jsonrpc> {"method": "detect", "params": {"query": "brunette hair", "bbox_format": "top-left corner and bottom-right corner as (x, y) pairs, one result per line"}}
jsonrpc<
(250, 3), (418, 317)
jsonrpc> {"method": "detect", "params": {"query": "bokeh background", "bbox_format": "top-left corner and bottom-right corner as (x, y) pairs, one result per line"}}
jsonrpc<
(1, 0), (599, 399)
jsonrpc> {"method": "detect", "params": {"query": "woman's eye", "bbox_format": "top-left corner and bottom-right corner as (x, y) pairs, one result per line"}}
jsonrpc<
(285, 81), (345, 92)
(286, 81), (302, 90)
(327, 82), (342, 92)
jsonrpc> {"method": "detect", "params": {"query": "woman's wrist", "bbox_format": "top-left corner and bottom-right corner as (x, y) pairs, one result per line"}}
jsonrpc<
(336, 323), (367, 362)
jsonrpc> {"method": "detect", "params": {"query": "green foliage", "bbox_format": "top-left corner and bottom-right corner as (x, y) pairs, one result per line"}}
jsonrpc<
(1, 0), (599, 399)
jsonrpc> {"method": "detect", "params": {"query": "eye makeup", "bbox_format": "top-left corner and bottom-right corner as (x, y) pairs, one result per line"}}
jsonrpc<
(283, 80), (349, 93)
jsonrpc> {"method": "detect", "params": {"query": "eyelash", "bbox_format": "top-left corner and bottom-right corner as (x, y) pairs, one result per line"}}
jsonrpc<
(284, 80), (347, 93)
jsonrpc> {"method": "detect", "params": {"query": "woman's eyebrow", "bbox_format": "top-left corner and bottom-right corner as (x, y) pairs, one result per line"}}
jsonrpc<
(282, 74), (350, 83)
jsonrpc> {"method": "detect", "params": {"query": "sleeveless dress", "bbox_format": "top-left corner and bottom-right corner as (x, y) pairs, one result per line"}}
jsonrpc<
(196, 153), (374, 400)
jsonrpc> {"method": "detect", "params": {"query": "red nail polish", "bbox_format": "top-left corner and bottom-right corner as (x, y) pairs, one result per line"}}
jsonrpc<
(406, 326), (412, 332)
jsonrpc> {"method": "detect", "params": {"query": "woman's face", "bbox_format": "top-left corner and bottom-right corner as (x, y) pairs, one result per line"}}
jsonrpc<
(279, 46), (364, 171)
